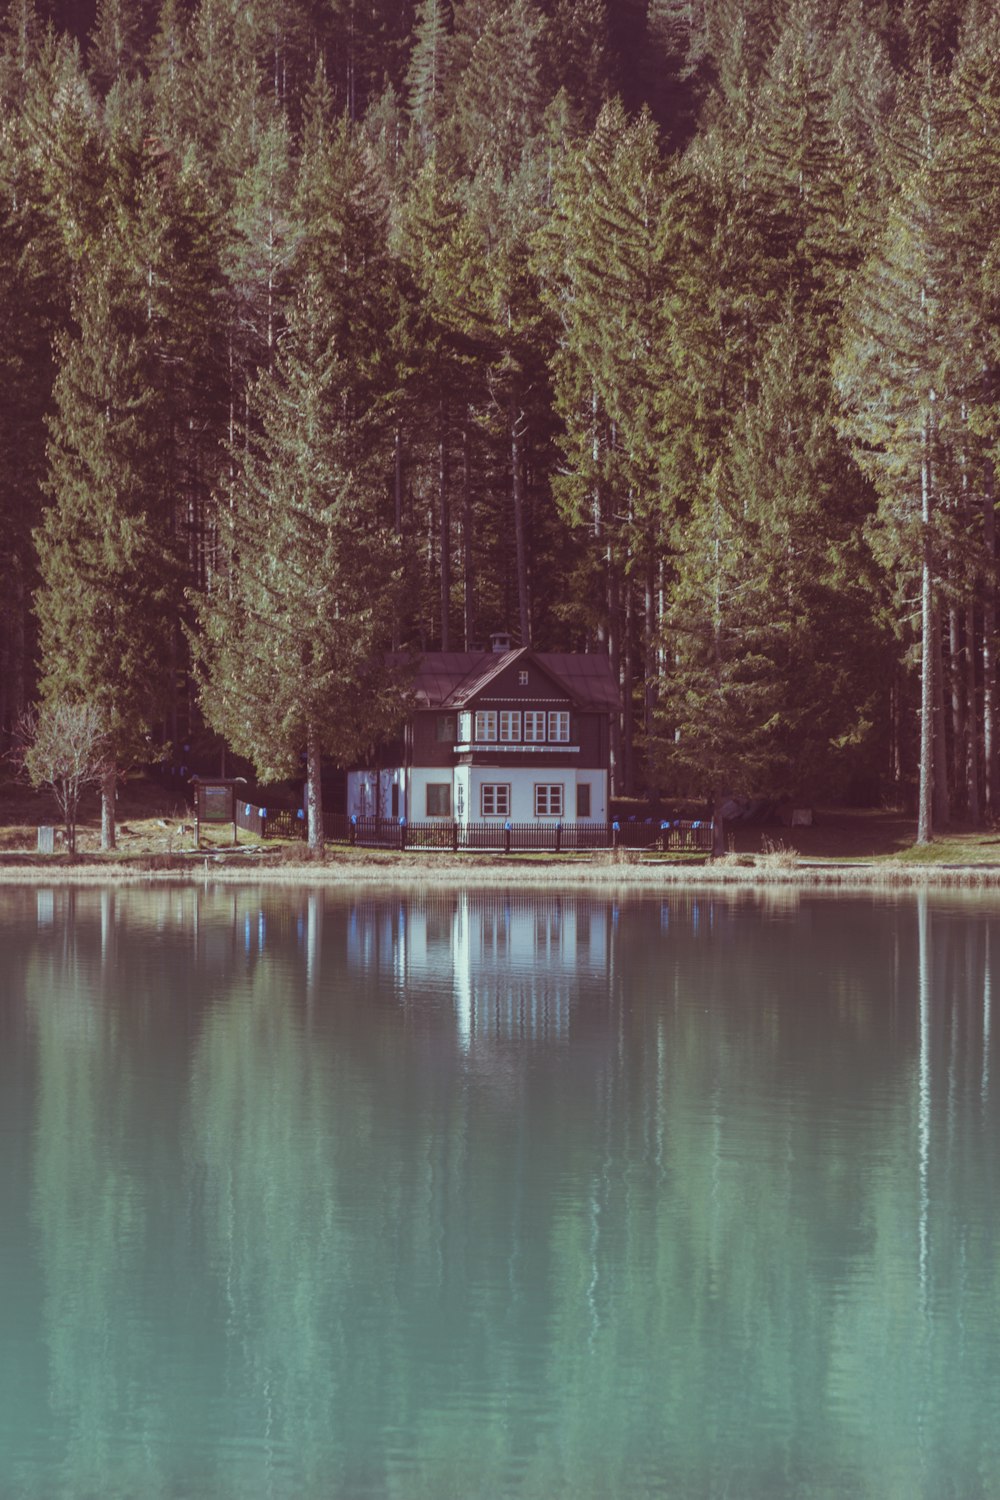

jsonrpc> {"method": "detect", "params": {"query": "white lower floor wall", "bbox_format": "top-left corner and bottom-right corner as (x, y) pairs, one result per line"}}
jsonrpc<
(455, 765), (606, 824)
(346, 768), (404, 820)
(347, 766), (607, 824)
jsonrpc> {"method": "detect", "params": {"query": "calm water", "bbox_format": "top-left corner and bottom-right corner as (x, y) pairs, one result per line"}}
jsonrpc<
(1, 884), (999, 1499)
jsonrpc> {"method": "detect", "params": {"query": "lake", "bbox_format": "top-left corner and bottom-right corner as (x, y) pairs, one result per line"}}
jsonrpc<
(1, 883), (998, 1499)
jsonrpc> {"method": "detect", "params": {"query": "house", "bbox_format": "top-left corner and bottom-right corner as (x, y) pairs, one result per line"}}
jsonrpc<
(346, 637), (619, 825)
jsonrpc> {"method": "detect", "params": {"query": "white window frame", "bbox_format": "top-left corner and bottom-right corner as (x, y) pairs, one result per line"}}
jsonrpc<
(518, 670), (529, 685)
(426, 782), (452, 817)
(499, 710), (522, 742)
(457, 711), (472, 743)
(524, 710), (546, 743)
(475, 710), (497, 742)
(535, 784), (564, 817)
(547, 711), (570, 743)
(481, 783), (510, 818)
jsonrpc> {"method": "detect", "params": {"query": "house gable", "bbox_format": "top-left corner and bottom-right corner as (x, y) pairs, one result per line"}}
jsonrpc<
(459, 651), (576, 711)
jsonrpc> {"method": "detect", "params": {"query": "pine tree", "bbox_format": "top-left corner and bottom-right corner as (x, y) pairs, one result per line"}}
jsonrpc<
(537, 101), (673, 789)
(406, 0), (453, 155)
(449, 0), (547, 177)
(87, 0), (146, 95)
(835, 156), (976, 840)
(194, 272), (406, 852)
(35, 247), (182, 849)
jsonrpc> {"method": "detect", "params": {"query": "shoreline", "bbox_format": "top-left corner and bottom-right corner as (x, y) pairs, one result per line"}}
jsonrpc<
(4, 855), (1000, 890)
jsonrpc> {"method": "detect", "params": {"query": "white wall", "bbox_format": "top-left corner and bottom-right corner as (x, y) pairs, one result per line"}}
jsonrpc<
(408, 765), (455, 820)
(349, 765), (607, 822)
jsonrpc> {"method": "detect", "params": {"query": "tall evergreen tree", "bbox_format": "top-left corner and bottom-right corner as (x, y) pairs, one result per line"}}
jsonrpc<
(194, 272), (406, 852)
(35, 247), (181, 849)
(406, 0), (453, 155)
(835, 156), (975, 840)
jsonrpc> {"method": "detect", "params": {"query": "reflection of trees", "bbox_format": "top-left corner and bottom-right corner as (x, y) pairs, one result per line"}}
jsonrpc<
(28, 941), (165, 1498)
(187, 953), (344, 1495)
(8, 885), (1000, 1498)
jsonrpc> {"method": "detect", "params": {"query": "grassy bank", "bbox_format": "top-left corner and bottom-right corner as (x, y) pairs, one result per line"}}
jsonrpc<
(5, 778), (1000, 887)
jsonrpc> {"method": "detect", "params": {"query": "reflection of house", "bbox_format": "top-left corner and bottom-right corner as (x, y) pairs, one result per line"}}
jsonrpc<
(345, 894), (612, 1046)
(346, 638), (619, 824)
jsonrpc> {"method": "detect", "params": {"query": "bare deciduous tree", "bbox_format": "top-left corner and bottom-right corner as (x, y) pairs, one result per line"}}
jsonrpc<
(14, 700), (108, 854)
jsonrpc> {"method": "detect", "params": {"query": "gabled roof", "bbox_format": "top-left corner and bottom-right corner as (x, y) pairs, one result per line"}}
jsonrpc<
(534, 653), (621, 711)
(390, 649), (619, 712)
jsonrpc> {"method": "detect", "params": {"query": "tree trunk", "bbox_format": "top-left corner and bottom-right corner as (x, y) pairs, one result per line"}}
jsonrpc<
(393, 425), (403, 651)
(966, 599), (980, 826)
(890, 667), (903, 804)
(305, 725), (324, 854)
(622, 570), (634, 795)
(949, 602), (964, 811)
(510, 401), (531, 647)
(101, 765), (117, 852)
(462, 422), (474, 650)
(607, 559), (623, 798)
(933, 608), (950, 830)
(439, 405), (450, 650)
(984, 444), (997, 819)
(712, 790), (726, 858)
(917, 450), (934, 844)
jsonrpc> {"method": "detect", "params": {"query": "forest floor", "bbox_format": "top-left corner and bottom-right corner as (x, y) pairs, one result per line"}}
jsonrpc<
(1, 777), (1000, 880)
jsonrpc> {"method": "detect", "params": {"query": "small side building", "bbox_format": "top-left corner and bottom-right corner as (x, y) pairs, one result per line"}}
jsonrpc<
(347, 641), (619, 825)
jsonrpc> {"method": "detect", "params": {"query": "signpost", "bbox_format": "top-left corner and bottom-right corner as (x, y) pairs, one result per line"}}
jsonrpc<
(192, 777), (246, 849)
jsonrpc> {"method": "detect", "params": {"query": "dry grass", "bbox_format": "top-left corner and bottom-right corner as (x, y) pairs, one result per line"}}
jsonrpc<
(5, 776), (1000, 887)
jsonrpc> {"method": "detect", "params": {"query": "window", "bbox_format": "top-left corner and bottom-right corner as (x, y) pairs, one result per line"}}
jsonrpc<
(475, 710), (497, 742)
(518, 670), (529, 686)
(426, 783), (451, 816)
(481, 783), (510, 817)
(457, 711), (472, 743)
(524, 710), (546, 743)
(547, 711), (570, 743)
(576, 783), (591, 819)
(436, 714), (456, 743)
(500, 710), (521, 742)
(535, 784), (564, 817)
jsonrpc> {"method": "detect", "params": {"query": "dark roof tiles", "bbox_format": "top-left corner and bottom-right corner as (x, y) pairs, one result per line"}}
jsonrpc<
(390, 650), (619, 711)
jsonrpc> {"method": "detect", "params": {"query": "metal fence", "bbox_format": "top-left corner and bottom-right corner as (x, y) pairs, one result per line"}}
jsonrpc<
(235, 801), (306, 840)
(233, 805), (713, 854)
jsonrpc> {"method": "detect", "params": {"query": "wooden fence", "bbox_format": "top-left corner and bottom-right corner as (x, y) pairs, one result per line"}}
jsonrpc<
(234, 804), (714, 854)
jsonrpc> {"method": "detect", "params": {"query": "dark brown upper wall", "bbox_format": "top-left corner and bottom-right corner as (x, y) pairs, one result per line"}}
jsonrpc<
(465, 657), (574, 705)
(411, 707), (608, 768)
(412, 712), (460, 768)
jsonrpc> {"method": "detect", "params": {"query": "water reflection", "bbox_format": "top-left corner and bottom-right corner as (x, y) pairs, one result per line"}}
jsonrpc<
(0, 887), (999, 1498)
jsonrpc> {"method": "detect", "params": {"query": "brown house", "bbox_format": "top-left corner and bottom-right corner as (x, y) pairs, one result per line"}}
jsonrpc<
(347, 640), (619, 824)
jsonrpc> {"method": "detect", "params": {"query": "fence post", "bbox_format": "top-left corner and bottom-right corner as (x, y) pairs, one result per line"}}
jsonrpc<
(612, 819), (621, 851)
(260, 807), (267, 840)
(555, 821), (562, 854)
(350, 814), (357, 848)
(452, 822), (459, 853)
(504, 820), (512, 855)
(399, 816), (407, 852)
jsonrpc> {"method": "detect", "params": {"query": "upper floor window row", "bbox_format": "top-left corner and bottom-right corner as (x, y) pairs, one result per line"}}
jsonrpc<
(472, 709), (570, 743)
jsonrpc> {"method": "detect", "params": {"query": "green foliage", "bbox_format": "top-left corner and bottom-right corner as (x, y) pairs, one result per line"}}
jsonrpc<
(196, 290), (405, 776)
(35, 247), (182, 770)
(195, 195), (408, 842)
(3, 0), (1000, 824)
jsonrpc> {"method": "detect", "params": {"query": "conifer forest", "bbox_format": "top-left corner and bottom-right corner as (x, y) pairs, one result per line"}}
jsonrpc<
(2, 0), (1000, 841)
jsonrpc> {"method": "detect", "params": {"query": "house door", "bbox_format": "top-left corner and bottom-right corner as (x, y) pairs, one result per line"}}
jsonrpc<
(391, 783), (399, 819)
